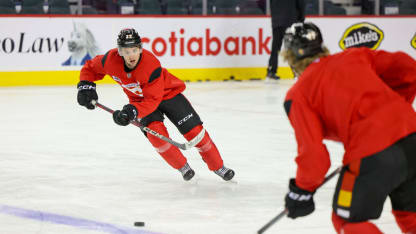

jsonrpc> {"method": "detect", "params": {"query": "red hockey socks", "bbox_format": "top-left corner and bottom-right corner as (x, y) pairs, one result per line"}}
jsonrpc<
(393, 210), (416, 233)
(332, 212), (383, 234)
(146, 121), (186, 169)
(184, 125), (223, 171)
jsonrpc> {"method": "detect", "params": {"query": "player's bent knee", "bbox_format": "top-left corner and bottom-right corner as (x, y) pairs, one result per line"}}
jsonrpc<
(183, 125), (210, 149)
(183, 125), (203, 140)
(155, 142), (171, 153)
(332, 212), (382, 234)
(393, 210), (416, 233)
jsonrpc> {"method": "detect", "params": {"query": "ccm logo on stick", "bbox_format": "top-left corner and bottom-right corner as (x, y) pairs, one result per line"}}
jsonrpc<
(178, 114), (193, 125)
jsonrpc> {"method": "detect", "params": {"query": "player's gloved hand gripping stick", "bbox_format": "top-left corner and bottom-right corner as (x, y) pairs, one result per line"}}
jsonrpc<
(91, 100), (205, 150)
(257, 166), (342, 234)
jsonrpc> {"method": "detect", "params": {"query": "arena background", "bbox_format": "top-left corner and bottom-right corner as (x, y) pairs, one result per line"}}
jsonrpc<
(1, 13), (416, 234)
(0, 15), (415, 86)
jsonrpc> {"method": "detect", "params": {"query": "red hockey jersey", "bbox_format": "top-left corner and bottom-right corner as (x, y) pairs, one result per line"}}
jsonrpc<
(80, 48), (185, 118)
(285, 47), (416, 191)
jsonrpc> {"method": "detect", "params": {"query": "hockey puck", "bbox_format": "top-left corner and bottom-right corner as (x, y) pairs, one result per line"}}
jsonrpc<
(134, 222), (145, 227)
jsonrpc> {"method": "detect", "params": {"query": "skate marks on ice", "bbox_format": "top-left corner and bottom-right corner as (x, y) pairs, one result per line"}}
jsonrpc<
(0, 205), (162, 234)
(179, 174), (239, 197)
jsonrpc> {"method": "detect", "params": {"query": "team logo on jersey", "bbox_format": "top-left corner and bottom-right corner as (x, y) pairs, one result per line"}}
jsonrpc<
(111, 75), (122, 83)
(122, 82), (144, 97)
(411, 33), (416, 50)
(339, 22), (384, 50)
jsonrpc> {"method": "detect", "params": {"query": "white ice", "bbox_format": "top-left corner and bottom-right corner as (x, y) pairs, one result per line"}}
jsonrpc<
(0, 80), (404, 234)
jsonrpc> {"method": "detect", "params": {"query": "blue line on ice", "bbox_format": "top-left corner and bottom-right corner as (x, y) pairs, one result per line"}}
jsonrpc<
(0, 205), (162, 234)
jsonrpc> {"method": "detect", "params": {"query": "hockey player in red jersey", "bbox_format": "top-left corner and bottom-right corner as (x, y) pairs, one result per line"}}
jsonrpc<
(76, 28), (235, 181)
(281, 22), (416, 233)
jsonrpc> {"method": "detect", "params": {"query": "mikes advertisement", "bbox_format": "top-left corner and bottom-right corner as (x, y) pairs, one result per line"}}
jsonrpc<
(0, 16), (415, 72)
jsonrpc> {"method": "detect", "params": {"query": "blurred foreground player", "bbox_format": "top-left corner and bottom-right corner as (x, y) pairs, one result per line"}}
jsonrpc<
(76, 28), (235, 181)
(281, 22), (416, 233)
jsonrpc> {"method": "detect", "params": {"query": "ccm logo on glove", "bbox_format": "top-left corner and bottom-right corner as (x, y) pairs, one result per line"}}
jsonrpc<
(288, 192), (312, 201)
(285, 178), (315, 219)
(78, 84), (96, 91)
(77, 80), (98, 110)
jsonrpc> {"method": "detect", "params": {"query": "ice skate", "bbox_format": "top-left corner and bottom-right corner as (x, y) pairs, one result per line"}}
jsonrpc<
(214, 166), (235, 181)
(265, 72), (280, 82)
(179, 163), (195, 181)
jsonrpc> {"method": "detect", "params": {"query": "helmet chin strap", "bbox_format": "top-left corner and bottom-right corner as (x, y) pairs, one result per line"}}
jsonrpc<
(289, 63), (299, 78)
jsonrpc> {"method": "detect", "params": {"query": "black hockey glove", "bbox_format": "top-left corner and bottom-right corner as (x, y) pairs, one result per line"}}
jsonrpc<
(113, 104), (138, 126)
(285, 178), (315, 219)
(77, 80), (98, 110)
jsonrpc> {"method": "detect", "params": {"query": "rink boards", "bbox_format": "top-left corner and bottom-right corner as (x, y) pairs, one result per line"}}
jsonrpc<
(0, 15), (415, 86)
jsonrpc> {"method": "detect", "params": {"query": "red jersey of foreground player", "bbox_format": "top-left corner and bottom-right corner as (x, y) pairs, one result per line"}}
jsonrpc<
(281, 22), (416, 234)
(286, 47), (416, 191)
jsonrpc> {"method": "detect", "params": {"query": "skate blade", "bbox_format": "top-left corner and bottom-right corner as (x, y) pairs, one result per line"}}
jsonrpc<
(227, 179), (238, 184)
(186, 174), (200, 185)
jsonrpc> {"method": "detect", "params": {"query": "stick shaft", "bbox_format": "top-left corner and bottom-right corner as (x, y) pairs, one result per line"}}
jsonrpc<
(257, 167), (342, 234)
(257, 209), (288, 234)
(93, 101), (199, 150)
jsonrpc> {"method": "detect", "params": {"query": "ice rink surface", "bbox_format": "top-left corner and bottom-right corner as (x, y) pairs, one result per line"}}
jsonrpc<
(0, 80), (404, 234)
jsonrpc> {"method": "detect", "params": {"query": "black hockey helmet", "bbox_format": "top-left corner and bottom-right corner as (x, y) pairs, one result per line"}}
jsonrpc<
(283, 22), (323, 60)
(117, 28), (142, 48)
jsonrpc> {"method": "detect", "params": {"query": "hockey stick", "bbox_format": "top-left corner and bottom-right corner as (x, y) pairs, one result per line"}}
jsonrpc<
(257, 166), (342, 234)
(91, 100), (205, 150)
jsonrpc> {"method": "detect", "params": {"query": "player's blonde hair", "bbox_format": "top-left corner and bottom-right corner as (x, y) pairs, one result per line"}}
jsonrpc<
(282, 46), (330, 76)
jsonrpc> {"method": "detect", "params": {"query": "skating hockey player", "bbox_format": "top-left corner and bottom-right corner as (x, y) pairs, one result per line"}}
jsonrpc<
(76, 28), (235, 182)
(281, 22), (416, 233)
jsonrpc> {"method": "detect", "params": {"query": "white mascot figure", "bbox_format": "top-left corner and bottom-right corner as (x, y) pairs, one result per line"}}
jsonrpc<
(62, 22), (100, 66)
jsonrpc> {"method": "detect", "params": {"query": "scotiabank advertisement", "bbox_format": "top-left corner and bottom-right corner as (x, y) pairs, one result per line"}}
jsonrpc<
(0, 16), (415, 73)
(0, 17), (273, 71)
